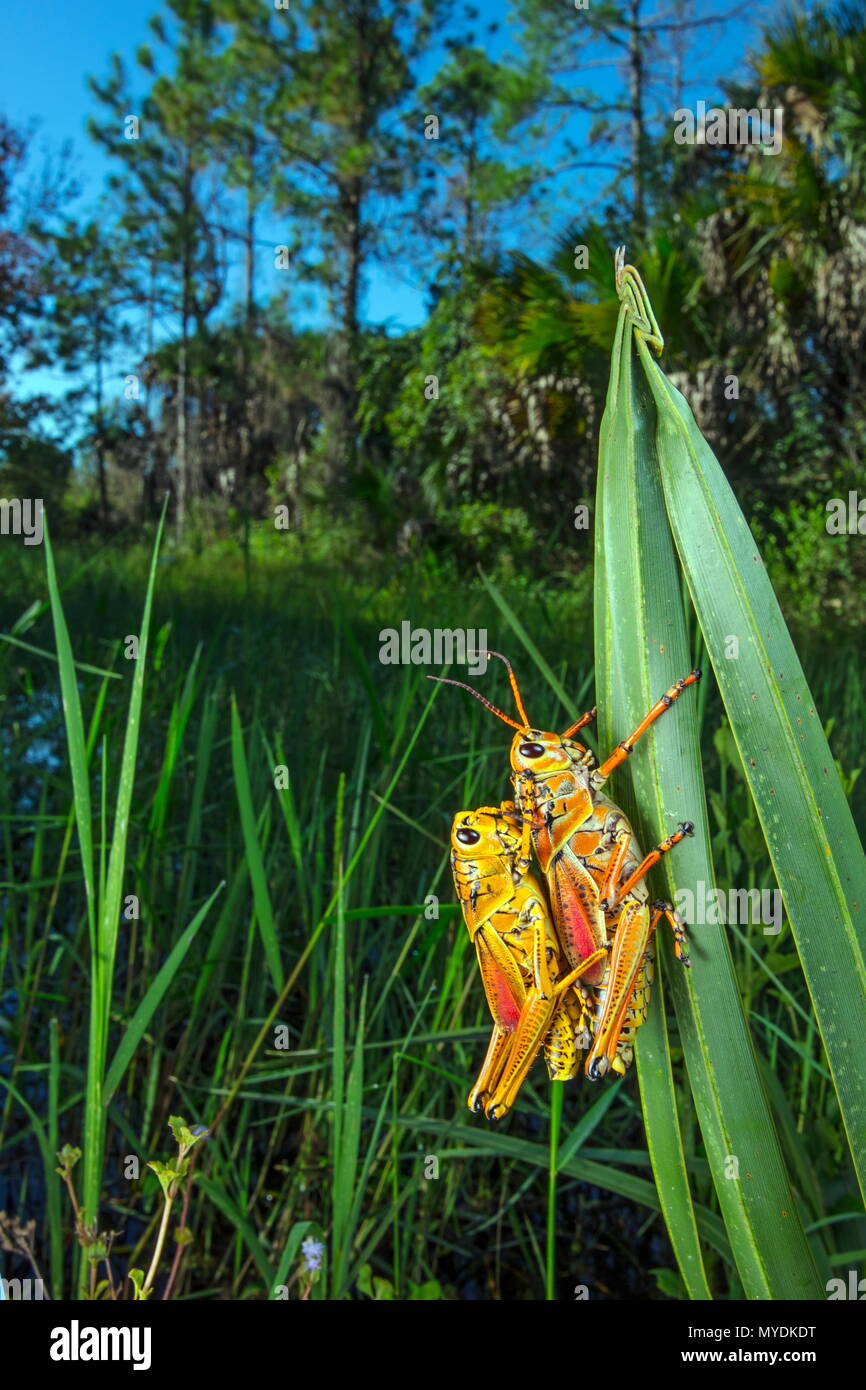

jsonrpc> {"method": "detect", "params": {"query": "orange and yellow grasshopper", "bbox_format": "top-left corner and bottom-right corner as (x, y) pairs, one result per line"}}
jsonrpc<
(450, 806), (607, 1118)
(434, 655), (699, 1081)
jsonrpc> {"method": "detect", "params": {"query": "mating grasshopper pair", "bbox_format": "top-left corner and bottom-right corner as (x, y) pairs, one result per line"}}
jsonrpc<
(433, 655), (700, 1119)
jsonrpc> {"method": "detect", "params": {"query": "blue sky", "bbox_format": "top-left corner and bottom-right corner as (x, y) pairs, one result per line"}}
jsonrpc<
(0, 0), (772, 408)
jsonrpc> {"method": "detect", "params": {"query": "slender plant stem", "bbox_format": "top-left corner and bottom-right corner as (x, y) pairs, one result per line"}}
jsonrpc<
(546, 1081), (564, 1301)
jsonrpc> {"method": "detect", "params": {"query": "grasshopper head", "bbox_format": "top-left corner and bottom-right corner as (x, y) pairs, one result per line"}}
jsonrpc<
(509, 727), (593, 778)
(451, 808), (522, 861)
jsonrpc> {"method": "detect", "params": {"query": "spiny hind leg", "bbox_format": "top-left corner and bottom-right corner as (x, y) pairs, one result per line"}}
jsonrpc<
(612, 945), (655, 1074)
(485, 948), (608, 1118)
(527, 903), (554, 999)
(484, 994), (560, 1120)
(650, 899), (691, 966)
(468, 1024), (513, 1113)
(600, 823), (695, 913)
(588, 944), (655, 1079)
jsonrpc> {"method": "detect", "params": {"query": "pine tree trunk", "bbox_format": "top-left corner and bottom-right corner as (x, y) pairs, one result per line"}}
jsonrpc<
(326, 180), (362, 489)
(95, 329), (108, 526)
(240, 155), (256, 560)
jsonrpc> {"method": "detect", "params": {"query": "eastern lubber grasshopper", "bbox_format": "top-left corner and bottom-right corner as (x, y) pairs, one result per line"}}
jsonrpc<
(450, 806), (607, 1119)
(434, 654), (700, 1089)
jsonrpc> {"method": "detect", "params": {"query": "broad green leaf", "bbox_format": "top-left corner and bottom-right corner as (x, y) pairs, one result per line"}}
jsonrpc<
(635, 968), (711, 1299)
(595, 255), (823, 1299)
(637, 328), (866, 1208)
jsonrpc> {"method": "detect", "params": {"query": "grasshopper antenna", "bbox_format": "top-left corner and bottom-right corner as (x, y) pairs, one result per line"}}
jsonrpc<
(427, 673), (524, 732)
(467, 649), (531, 728)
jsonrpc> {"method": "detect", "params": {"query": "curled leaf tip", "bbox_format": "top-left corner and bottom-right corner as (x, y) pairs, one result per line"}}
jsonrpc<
(613, 250), (665, 358)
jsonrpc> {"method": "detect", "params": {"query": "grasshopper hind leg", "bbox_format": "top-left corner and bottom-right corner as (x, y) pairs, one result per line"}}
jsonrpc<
(651, 899), (691, 966)
(586, 942), (655, 1081)
(468, 1024), (515, 1113)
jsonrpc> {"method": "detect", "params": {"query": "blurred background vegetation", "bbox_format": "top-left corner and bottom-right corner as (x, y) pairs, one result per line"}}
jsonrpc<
(1, 0), (865, 1300)
(0, 0), (864, 631)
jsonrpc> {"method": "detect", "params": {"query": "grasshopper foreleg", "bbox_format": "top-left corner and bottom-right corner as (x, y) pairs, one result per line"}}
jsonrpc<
(591, 670), (701, 787)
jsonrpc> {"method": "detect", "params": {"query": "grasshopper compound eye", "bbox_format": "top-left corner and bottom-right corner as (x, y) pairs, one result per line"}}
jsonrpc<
(518, 741), (546, 759)
(456, 827), (481, 845)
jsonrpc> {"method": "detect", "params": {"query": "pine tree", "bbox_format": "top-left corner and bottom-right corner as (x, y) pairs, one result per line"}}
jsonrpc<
(250, 0), (445, 489)
(88, 1), (228, 532)
(35, 220), (131, 523)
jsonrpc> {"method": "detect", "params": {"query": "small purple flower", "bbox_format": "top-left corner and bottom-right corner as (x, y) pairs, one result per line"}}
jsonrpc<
(301, 1237), (325, 1272)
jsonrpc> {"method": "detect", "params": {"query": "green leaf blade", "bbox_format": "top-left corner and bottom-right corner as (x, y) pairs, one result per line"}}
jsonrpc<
(639, 341), (866, 1207)
(230, 696), (284, 993)
(595, 271), (824, 1299)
